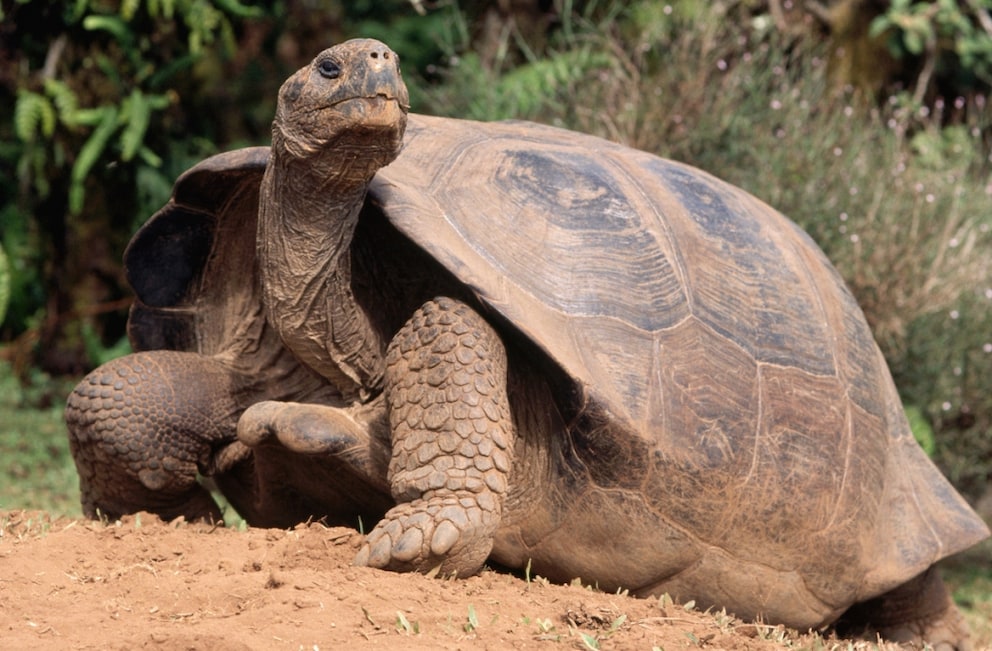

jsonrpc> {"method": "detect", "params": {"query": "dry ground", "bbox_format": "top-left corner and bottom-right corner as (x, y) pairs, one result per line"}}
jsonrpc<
(0, 510), (978, 650)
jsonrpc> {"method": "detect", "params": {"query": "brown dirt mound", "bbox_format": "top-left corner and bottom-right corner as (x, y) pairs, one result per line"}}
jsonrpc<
(0, 510), (900, 650)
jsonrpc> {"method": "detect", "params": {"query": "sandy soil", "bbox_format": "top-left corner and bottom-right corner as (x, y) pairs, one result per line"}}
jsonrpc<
(0, 510), (936, 650)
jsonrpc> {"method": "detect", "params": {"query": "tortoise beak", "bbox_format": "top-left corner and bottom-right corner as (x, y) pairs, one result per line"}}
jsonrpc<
(334, 39), (410, 112)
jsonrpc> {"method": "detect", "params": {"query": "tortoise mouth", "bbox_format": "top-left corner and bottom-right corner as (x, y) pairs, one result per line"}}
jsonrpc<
(330, 96), (409, 124)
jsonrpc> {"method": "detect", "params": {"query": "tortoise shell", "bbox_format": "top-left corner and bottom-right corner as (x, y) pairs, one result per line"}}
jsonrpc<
(124, 113), (987, 627)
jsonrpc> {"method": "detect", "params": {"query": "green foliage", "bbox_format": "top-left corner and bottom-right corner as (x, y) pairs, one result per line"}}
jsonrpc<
(81, 323), (132, 367)
(871, 0), (992, 90)
(0, 0), (297, 366)
(421, 3), (630, 123)
(14, 90), (57, 142)
(0, 203), (46, 341)
(905, 404), (936, 455)
(11, 2), (244, 216)
(434, 46), (615, 121)
(0, 362), (80, 516)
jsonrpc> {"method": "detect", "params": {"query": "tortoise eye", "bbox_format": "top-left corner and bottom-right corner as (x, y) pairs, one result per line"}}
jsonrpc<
(318, 59), (341, 80)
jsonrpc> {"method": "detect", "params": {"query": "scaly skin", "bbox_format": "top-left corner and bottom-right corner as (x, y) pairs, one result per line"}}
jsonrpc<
(356, 297), (515, 576)
(838, 567), (974, 651)
(65, 351), (249, 521)
(238, 297), (514, 577)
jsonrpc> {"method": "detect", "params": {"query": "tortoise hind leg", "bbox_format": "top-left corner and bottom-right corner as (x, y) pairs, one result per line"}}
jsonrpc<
(66, 350), (249, 522)
(836, 565), (973, 651)
(354, 297), (516, 577)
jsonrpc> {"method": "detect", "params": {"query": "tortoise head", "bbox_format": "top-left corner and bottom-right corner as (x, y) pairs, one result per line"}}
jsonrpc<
(271, 39), (410, 178)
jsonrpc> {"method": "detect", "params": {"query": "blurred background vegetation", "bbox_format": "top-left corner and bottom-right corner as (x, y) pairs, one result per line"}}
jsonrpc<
(1, 0), (991, 525)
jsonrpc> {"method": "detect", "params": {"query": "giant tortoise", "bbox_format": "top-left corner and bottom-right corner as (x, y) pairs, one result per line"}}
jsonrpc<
(66, 38), (989, 647)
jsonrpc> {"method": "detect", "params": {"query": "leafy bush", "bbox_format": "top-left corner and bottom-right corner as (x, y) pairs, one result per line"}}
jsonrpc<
(871, 0), (992, 102)
(1, 0), (276, 371)
(0, 0), (450, 370)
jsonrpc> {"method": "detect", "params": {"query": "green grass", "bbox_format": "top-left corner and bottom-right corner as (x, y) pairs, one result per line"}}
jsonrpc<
(0, 361), (81, 516)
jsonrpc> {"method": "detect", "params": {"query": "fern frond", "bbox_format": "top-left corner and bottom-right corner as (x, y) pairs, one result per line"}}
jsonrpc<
(219, 15), (236, 56)
(83, 15), (132, 45)
(120, 0), (141, 20)
(71, 107), (113, 126)
(67, 0), (90, 23)
(145, 92), (171, 110)
(69, 107), (119, 214)
(213, 0), (264, 19)
(38, 95), (57, 137)
(182, 0), (223, 55)
(496, 47), (615, 117)
(119, 89), (150, 161)
(14, 92), (41, 142)
(137, 145), (163, 167)
(14, 92), (50, 142)
(43, 79), (80, 126)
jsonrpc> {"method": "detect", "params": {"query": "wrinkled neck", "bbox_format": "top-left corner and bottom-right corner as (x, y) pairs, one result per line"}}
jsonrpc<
(257, 146), (384, 400)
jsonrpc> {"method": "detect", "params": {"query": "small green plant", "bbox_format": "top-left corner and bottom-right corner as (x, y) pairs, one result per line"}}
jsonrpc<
(395, 610), (419, 635)
(0, 513), (59, 541)
(608, 613), (626, 633)
(464, 604), (479, 632)
(532, 616), (562, 642)
(578, 631), (600, 650)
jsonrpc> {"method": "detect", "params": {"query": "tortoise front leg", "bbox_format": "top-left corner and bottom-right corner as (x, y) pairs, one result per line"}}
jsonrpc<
(65, 351), (249, 522)
(354, 297), (516, 577)
(235, 398), (393, 528)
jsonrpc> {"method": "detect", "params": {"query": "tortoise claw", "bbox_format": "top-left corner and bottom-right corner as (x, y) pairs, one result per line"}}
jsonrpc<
(354, 492), (496, 577)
